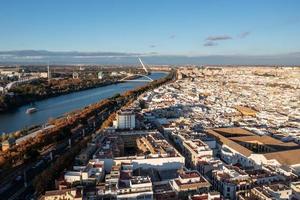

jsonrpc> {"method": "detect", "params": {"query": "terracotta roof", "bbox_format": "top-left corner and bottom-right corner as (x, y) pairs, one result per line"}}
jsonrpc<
(207, 128), (300, 159)
(212, 127), (255, 137)
(179, 171), (201, 179)
(206, 129), (253, 157)
(234, 106), (257, 115)
(231, 135), (299, 149)
(264, 149), (300, 166)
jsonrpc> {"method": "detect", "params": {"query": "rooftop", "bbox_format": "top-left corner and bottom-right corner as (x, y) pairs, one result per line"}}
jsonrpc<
(207, 128), (300, 163)
(264, 149), (300, 165)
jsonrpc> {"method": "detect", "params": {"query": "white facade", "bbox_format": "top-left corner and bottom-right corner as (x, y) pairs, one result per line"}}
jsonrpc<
(128, 156), (185, 171)
(64, 160), (104, 183)
(291, 182), (300, 200)
(64, 171), (82, 183)
(42, 189), (82, 200)
(117, 191), (153, 200)
(114, 110), (136, 129)
(212, 165), (251, 199)
(220, 145), (256, 167)
(101, 156), (185, 173)
(265, 184), (292, 200)
(117, 177), (153, 200)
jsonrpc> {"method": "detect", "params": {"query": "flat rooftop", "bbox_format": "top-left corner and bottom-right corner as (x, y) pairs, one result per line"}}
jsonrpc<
(208, 128), (299, 151)
(206, 127), (300, 165)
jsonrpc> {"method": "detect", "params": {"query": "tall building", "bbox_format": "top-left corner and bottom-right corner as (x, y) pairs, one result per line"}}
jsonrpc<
(113, 109), (136, 130)
(47, 62), (51, 79)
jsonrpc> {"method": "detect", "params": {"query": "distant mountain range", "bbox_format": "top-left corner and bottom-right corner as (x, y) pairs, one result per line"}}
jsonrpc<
(0, 50), (299, 65)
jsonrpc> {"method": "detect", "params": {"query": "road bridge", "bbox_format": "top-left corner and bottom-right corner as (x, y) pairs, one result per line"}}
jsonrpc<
(119, 58), (153, 82)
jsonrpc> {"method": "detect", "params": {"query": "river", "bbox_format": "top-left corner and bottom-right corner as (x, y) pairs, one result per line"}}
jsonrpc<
(0, 72), (167, 133)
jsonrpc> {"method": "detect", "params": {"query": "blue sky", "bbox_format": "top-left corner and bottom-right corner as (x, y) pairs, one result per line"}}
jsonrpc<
(0, 0), (300, 64)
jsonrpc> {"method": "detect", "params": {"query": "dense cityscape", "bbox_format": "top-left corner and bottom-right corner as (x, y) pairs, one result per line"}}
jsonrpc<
(0, 65), (299, 199)
(1, 1), (300, 199)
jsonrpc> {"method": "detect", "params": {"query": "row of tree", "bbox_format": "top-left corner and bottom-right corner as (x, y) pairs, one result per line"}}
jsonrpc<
(0, 70), (176, 192)
(33, 136), (90, 194)
(0, 96), (117, 170)
(0, 77), (118, 112)
(32, 70), (176, 195)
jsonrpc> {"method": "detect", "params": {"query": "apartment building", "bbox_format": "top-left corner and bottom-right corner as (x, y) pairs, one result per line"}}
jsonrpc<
(39, 188), (82, 200)
(113, 109), (136, 129)
(171, 170), (211, 199)
(212, 165), (251, 199)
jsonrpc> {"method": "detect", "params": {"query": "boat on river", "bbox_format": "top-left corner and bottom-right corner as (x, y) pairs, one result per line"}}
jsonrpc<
(26, 107), (38, 114)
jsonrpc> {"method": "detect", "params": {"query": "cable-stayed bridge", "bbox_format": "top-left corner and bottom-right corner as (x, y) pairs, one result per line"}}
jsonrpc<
(119, 58), (153, 82)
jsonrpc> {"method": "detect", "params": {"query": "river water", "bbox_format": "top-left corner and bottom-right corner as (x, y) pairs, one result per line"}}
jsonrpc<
(0, 72), (167, 133)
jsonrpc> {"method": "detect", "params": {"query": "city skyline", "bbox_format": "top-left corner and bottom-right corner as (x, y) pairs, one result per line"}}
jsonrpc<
(1, 1), (300, 199)
(0, 0), (300, 64)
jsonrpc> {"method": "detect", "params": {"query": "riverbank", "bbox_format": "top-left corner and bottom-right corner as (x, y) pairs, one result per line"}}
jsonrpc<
(0, 71), (175, 199)
(0, 72), (167, 133)
(32, 70), (176, 195)
(0, 77), (120, 113)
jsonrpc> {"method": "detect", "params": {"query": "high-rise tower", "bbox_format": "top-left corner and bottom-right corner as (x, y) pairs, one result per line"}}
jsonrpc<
(47, 62), (51, 80)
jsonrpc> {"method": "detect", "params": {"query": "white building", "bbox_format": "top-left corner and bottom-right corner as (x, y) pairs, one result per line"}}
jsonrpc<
(170, 170), (211, 199)
(0, 86), (4, 93)
(182, 139), (213, 167)
(64, 160), (104, 184)
(113, 109), (136, 129)
(264, 184), (292, 199)
(104, 163), (153, 199)
(40, 188), (82, 200)
(64, 171), (83, 184)
(117, 176), (153, 200)
(212, 165), (251, 200)
(291, 181), (300, 200)
(244, 184), (293, 200)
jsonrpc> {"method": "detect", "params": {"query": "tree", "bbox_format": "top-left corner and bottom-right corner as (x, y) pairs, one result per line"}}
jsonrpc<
(139, 100), (146, 109)
(0, 155), (6, 167)
(112, 93), (120, 99)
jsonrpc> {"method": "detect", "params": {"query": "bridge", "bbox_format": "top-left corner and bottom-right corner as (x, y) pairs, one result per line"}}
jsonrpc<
(5, 76), (40, 90)
(119, 58), (153, 82)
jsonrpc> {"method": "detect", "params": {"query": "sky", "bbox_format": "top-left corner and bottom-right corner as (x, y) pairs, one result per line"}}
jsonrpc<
(0, 0), (300, 64)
